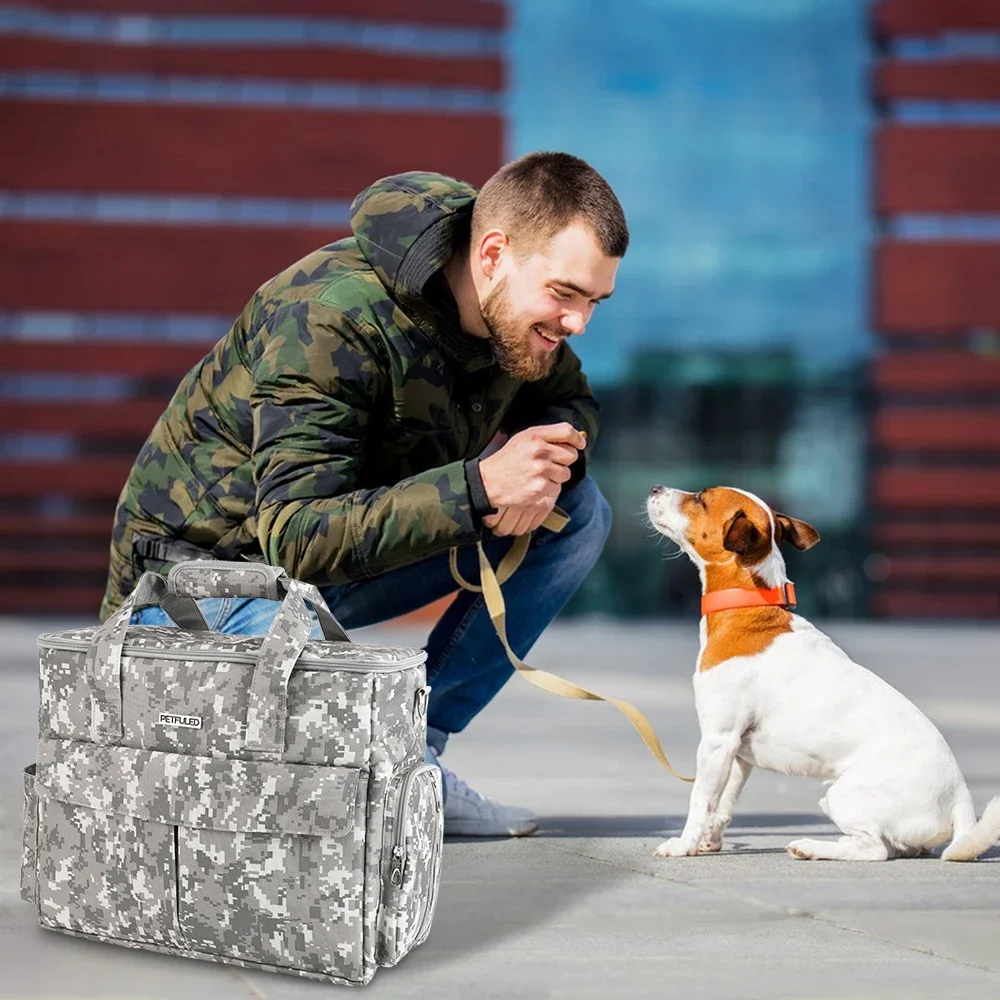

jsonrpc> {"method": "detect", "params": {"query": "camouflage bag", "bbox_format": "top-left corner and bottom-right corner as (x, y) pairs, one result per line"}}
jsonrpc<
(20, 560), (443, 986)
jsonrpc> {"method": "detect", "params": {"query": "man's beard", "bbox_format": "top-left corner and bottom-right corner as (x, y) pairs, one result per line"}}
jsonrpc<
(480, 277), (560, 382)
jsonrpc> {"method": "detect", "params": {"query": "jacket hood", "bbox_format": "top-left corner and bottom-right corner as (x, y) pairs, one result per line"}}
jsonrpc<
(350, 171), (478, 310)
(350, 171), (497, 372)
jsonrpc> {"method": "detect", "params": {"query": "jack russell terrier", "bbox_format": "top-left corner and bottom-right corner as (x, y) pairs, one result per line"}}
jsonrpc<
(645, 484), (1000, 862)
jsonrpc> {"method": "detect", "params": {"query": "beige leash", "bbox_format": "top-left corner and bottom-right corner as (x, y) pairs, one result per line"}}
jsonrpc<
(449, 508), (693, 782)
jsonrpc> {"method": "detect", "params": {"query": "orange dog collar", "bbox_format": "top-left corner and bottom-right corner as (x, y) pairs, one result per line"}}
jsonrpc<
(701, 582), (797, 616)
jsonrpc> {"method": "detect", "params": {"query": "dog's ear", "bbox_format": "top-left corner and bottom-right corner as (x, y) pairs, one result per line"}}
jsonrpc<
(773, 511), (821, 551)
(723, 512), (766, 558)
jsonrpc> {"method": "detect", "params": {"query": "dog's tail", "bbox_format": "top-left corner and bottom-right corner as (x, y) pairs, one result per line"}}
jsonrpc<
(942, 795), (1000, 862)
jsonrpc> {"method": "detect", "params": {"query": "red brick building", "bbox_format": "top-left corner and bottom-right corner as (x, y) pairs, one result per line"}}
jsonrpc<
(0, 0), (506, 616)
(870, 0), (1000, 617)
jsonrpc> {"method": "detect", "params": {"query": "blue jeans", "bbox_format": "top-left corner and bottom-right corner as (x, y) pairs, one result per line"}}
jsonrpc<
(130, 475), (612, 758)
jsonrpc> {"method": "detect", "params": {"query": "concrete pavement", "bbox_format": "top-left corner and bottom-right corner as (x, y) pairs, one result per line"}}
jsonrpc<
(1, 616), (998, 998)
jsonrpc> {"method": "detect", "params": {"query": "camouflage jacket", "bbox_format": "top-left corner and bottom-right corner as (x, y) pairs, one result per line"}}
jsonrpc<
(100, 172), (600, 623)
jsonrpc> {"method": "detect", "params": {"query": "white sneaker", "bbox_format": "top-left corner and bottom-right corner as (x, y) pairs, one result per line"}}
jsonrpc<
(437, 762), (539, 837)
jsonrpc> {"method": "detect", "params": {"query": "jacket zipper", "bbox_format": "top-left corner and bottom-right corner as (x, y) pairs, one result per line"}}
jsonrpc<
(37, 636), (425, 674)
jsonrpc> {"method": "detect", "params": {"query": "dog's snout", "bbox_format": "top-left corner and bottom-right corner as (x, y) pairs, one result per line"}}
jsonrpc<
(651, 484), (666, 495)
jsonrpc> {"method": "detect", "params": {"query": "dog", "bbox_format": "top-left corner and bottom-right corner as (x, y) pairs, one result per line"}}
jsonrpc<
(645, 484), (1000, 862)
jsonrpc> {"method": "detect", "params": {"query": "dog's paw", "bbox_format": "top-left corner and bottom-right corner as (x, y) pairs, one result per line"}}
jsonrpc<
(654, 837), (697, 858)
(785, 839), (814, 860)
(699, 832), (724, 853)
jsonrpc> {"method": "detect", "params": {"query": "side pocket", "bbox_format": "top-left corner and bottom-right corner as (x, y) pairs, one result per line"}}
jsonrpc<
(376, 763), (444, 967)
(20, 764), (37, 906)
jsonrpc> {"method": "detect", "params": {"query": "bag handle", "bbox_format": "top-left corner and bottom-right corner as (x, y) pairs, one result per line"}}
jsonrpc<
(86, 571), (206, 741)
(167, 560), (287, 600)
(86, 562), (349, 754)
(167, 560), (349, 643)
(133, 570), (210, 630)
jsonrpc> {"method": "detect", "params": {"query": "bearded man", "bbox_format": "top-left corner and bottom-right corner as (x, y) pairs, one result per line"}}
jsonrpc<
(101, 151), (627, 837)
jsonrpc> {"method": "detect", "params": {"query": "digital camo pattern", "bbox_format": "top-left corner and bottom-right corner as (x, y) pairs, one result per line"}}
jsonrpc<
(361, 756), (394, 973)
(124, 571), (208, 630)
(36, 737), (359, 837)
(167, 564), (349, 642)
(377, 765), (444, 966)
(81, 571), (206, 740)
(100, 170), (600, 624)
(89, 567), (351, 749)
(286, 577), (351, 641)
(27, 603), (440, 982)
(175, 757), (367, 981)
(38, 639), (423, 769)
(39, 648), (425, 767)
(37, 796), (181, 945)
(177, 814), (366, 978)
(118, 659), (377, 769)
(40, 626), (421, 665)
(21, 765), (37, 905)
(357, 684), (430, 972)
(372, 668), (429, 765)
(406, 769), (444, 952)
(84, 583), (136, 740)
(168, 560), (287, 600)
(29, 737), (370, 980)
(245, 581), (315, 755)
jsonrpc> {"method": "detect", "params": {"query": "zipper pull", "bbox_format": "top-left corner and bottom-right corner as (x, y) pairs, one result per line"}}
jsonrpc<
(412, 686), (429, 722)
(390, 845), (405, 885)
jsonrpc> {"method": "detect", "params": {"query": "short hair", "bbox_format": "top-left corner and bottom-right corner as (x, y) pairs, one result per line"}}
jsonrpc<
(472, 151), (629, 259)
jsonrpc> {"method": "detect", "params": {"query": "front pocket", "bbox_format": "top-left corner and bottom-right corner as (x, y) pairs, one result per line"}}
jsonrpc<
(377, 763), (444, 966)
(36, 797), (182, 945)
(33, 737), (367, 981)
(176, 821), (365, 979)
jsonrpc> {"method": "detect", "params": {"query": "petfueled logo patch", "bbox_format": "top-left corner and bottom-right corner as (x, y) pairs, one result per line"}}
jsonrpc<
(157, 712), (202, 729)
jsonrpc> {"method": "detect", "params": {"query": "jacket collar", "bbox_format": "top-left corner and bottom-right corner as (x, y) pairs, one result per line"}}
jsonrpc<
(350, 171), (498, 373)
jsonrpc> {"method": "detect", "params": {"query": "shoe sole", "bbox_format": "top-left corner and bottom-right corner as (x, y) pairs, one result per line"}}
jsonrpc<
(443, 819), (540, 838)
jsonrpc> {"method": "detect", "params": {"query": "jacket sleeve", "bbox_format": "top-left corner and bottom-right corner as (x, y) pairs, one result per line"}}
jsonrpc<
(500, 341), (600, 490)
(251, 303), (484, 584)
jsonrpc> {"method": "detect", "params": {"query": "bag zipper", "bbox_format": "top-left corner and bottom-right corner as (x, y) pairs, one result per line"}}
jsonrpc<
(379, 762), (443, 950)
(36, 635), (425, 674)
(382, 763), (439, 896)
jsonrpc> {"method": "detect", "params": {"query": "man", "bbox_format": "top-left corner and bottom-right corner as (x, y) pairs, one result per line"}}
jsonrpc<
(101, 151), (627, 837)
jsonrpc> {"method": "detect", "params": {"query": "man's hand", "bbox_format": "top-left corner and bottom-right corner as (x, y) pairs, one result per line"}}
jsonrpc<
(479, 422), (586, 537)
(482, 504), (553, 537)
